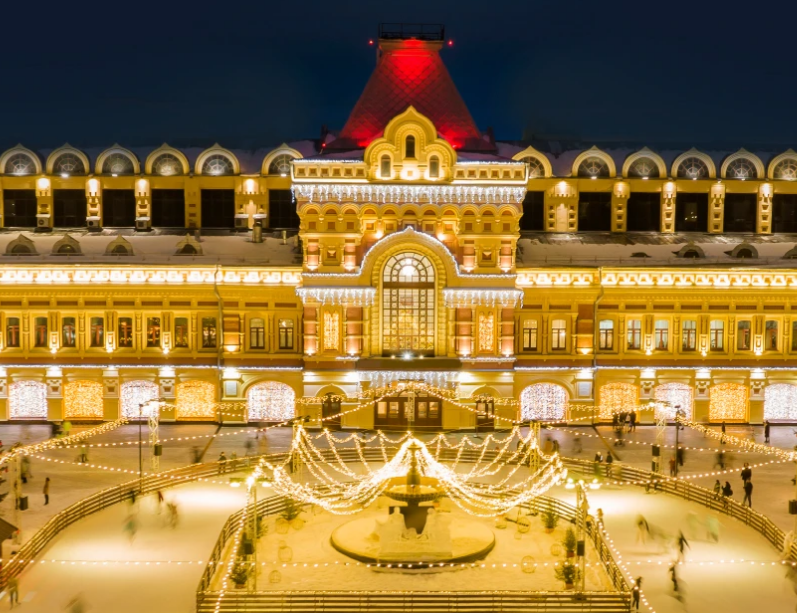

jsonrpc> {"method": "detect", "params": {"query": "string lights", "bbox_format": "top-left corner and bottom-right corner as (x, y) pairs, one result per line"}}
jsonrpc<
(708, 383), (748, 421)
(598, 383), (638, 419)
(763, 383), (797, 421)
(247, 382), (296, 421)
(652, 383), (693, 420)
(8, 380), (48, 419)
(63, 380), (104, 419)
(120, 380), (160, 419)
(520, 384), (568, 421)
(175, 380), (216, 419)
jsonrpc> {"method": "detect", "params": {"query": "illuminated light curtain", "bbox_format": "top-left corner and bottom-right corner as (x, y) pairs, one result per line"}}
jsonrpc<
(121, 380), (160, 419)
(763, 384), (797, 421)
(653, 383), (694, 420)
(478, 312), (495, 352)
(9, 381), (48, 419)
(323, 312), (339, 351)
(247, 382), (296, 421)
(176, 380), (216, 419)
(599, 382), (638, 418)
(63, 380), (104, 419)
(709, 383), (748, 421)
(520, 383), (568, 421)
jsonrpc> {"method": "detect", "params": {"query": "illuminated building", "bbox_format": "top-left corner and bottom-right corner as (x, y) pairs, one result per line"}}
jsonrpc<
(0, 24), (795, 426)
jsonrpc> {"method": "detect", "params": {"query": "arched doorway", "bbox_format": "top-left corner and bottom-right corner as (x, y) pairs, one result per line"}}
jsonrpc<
(764, 384), (797, 421)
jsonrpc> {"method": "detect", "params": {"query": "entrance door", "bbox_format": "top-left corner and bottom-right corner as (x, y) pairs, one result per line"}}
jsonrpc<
(475, 399), (495, 432)
(374, 393), (443, 432)
(321, 394), (342, 431)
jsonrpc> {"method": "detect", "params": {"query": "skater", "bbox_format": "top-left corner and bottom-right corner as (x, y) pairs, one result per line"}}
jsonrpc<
(167, 501), (179, 528)
(714, 450), (726, 470)
(630, 410), (637, 432)
(218, 451), (228, 474)
(765, 420), (771, 444)
(20, 456), (32, 483)
(572, 436), (582, 454)
(605, 452), (614, 476)
(124, 514), (137, 543)
(229, 451), (239, 472)
(743, 479), (753, 507)
(156, 489), (164, 514)
(78, 444), (88, 464)
(65, 593), (87, 613)
(721, 420), (727, 444)
(676, 446), (685, 467)
(43, 476), (50, 505)
(543, 437), (553, 454)
(636, 515), (650, 544)
(552, 439), (560, 454)
(705, 515), (720, 542)
(669, 564), (684, 602)
(741, 462), (752, 484)
(632, 576), (642, 610)
(593, 452), (603, 477)
(676, 531), (690, 563)
(713, 479), (722, 499)
(8, 576), (19, 608)
(722, 480), (733, 508)
(596, 508), (604, 527)
(128, 488), (137, 506)
(669, 456), (677, 477)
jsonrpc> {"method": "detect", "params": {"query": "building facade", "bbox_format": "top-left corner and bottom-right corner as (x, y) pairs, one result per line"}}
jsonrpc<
(1, 27), (797, 426)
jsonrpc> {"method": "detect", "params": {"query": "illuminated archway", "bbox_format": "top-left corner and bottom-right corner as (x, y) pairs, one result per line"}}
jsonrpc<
(63, 381), (104, 419)
(599, 383), (638, 418)
(121, 380), (160, 419)
(9, 381), (47, 419)
(381, 252), (436, 356)
(653, 383), (694, 420)
(520, 384), (568, 421)
(247, 381), (296, 421)
(176, 380), (216, 419)
(764, 384), (797, 421)
(709, 383), (748, 422)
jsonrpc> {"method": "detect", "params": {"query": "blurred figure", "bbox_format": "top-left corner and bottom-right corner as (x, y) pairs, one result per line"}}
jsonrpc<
(632, 576), (642, 610)
(190, 446), (201, 464)
(572, 436), (582, 454)
(65, 593), (87, 613)
(713, 479), (721, 499)
(635, 515), (650, 544)
(78, 444), (88, 464)
(124, 514), (137, 543)
(167, 501), (179, 528)
(764, 420), (771, 444)
(218, 452), (228, 474)
(156, 489), (164, 514)
(669, 456), (677, 477)
(8, 576), (19, 608)
(230, 452), (239, 472)
(676, 531), (690, 562)
(43, 477), (50, 506)
(743, 479), (753, 507)
(20, 456), (32, 484)
(714, 450), (726, 470)
(676, 446), (685, 467)
(629, 410), (637, 432)
(705, 515), (720, 542)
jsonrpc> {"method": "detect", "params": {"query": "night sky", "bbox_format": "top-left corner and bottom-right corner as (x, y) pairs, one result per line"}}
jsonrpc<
(4, 0), (797, 150)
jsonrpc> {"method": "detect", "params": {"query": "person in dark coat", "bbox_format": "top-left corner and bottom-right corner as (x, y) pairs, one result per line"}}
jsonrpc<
(764, 420), (771, 444)
(676, 446), (685, 467)
(741, 462), (752, 484)
(721, 421), (727, 444)
(632, 576), (642, 610)
(722, 480), (733, 501)
(630, 411), (637, 432)
(743, 479), (753, 507)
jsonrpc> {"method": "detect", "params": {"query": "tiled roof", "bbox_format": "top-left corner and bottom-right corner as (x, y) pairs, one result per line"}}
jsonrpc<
(329, 40), (493, 152)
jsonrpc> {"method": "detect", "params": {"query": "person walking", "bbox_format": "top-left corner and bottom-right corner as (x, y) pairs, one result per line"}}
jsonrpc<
(741, 462), (752, 484)
(669, 564), (684, 602)
(714, 450), (726, 470)
(605, 452), (614, 476)
(20, 456), (32, 484)
(669, 456), (677, 477)
(713, 479), (722, 499)
(572, 436), (582, 454)
(218, 452), (228, 474)
(765, 420), (771, 444)
(229, 451), (239, 472)
(632, 576), (642, 610)
(676, 531), (690, 563)
(596, 508), (604, 528)
(43, 477), (50, 506)
(743, 479), (753, 507)
(78, 444), (88, 464)
(593, 452), (602, 477)
(722, 480), (733, 508)
(8, 576), (19, 608)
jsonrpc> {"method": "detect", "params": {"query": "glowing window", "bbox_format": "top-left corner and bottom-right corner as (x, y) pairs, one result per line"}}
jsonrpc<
(152, 153), (183, 176)
(627, 319), (642, 350)
(247, 381), (295, 421)
(63, 380), (103, 419)
(118, 317), (133, 348)
(102, 153), (134, 175)
(653, 383), (693, 420)
(202, 154), (234, 176)
(676, 157), (709, 179)
(577, 156), (609, 178)
(710, 320), (724, 351)
(380, 155), (391, 178)
(176, 380), (216, 419)
(89, 317), (105, 348)
(520, 383), (568, 421)
(250, 318), (265, 350)
(627, 157), (660, 178)
(174, 317), (189, 348)
(121, 380), (160, 419)
(599, 320), (614, 350)
(62, 317), (76, 348)
(4, 153), (37, 176)
(737, 320), (751, 350)
(599, 382), (638, 419)
(278, 319), (294, 350)
(774, 158), (797, 180)
(323, 312), (339, 351)
(726, 158), (757, 180)
(146, 317), (161, 348)
(268, 154), (294, 176)
(53, 152), (85, 175)
(764, 384), (797, 421)
(520, 156), (546, 178)
(202, 317), (217, 348)
(522, 320), (538, 351)
(765, 320), (779, 350)
(6, 317), (20, 348)
(9, 381), (47, 419)
(682, 320), (697, 351)
(34, 317), (48, 348)
(654, 320), (669, 350)
(551, 319), (567, 350)
(382, 253), (435, 356)
(709, 383), (747, 421)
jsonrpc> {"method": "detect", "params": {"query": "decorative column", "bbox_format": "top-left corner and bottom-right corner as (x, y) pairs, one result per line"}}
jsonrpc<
(693, 370), (710, 422)
(611, 181), (629, 232)
(185, 176), (199, 229)
(35, 176), (53, 233)
(660, 181), (675, 233)
(102, 369), (120, 420)
(86, 177), (102, 231)
(235, 177), (258, 231)
(158, 367), (176, 422)
(46, 367), (63, 422)
(748, 370), (766, 425)
(709, 181), (725, 233)
(545, 181), (577, 232)
(135, 177), (151, 231)
(757, 182), (773, 234)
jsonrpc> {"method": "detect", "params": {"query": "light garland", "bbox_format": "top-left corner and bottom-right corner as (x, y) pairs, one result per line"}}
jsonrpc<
(652, 383), (693, 420)
(708, 383), (748, 421)
(8, 380), (48, 419)
(63, 380), (104, 419)
(678, 417), (794, 460)
(598, 383), (638, 419)
(763, 383), (797, 421)
(323, 312), (339, 350)
(175, 380), (216, 419)
(358, 370), (459, 391)
(296, 287), (376, 306)
(120, 380), (160, 419)
(247, 382), (295, 421)
(520, 383), (568, 421)
(293, 184), (526, 205)
(443, 289), (522, 308)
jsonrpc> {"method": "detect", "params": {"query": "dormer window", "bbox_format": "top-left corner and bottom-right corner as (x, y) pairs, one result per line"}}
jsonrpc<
(429, 155), (440, 178)
(380, 155), (391, 178)
(405, 135), (416, 159)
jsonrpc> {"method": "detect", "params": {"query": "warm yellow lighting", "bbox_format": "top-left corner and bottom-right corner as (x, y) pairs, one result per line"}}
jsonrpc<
(478, 312), (495, 352)
(64, 380), (104, 419)
(176, 380), (216, 419)
(323, 311), (339, 351)
(709, 383), (748, 421)
(599, 382), (638, 418)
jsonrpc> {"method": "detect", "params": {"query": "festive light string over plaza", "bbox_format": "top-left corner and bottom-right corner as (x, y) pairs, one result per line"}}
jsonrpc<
(677, 417), (796, 461)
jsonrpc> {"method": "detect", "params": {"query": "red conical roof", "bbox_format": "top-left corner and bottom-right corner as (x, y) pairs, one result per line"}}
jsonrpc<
(329, 39), (492, 151)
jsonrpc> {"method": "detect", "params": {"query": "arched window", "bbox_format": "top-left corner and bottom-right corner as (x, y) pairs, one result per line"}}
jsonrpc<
(429, 155), (440, 178)
(202, 154), (234, 176)
(4, 153), (37, 176)
(63, 380), (104, 419)
(152, 153), (183, 176)
(735, 247), (755, 259)
(121, 380), (160, 419)
(774, 158), (797, 181)
(676, 157), (709, 179)
(178, 244), (198, 255)
(53, 153), (85, 176)
(268, 154), (294, 176)
(10, 244), (33, 255)
(709, 383), (748, 421)
(764, 384), (797, 421)
(9, 381), (47, 419)
(382, 252), (435, 356)
(599, 382), (638, 419)
(520, 156), (546, 178)
(627, 157), (661, 179)
(247, 381), (295, 421)
(577, 156), (609, 178)
(56, 243), (79, 255)
(405, 135), (416, 158)
(176, 380), (216, 419)
(380, 155), (391, 178)
(520, 383), (568, 421)
(102, 153), (135, 175)
(653, 383), (693, 420)
(725, 158), (757, 180)
(112, 244), (131, 255)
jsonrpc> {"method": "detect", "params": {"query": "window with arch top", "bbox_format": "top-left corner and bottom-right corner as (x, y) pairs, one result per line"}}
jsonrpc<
(405, 135), (416, 159)
(677, 157), (709, 179)
(429, 155), (440, 178)
(4, 153), (37, 176)
(268, 154), (294, 176)
(202, 154), (234, 176)
(382, 252), (435, 356)
(380, 155), (391, 178)
(152, 153), (183, 176)
(577, 156), (609, 178)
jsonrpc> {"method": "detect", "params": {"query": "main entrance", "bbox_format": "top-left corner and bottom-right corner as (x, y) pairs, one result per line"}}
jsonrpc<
(375, 392), (443, 431)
